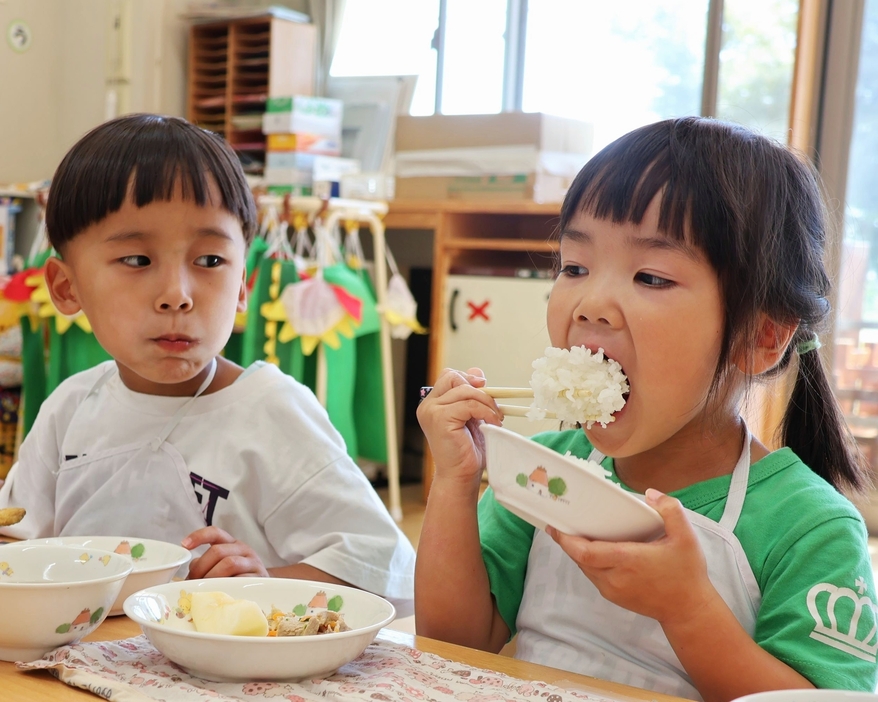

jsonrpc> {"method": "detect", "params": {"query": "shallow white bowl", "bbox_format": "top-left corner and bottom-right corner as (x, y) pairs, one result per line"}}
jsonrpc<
(124, 577), (396, 682)
(0, 543), (133, 662)
(733, 691), (878, 702)
(21, 536), (191, 616)
(481, 424), (665, 541)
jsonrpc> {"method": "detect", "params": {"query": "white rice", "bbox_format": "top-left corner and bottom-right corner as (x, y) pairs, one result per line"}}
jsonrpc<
(527, 346), (629, 428)
(564, 451), (613, 480)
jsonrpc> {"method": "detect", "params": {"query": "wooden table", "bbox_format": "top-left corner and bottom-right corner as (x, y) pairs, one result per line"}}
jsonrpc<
(1, 616), (685, 702)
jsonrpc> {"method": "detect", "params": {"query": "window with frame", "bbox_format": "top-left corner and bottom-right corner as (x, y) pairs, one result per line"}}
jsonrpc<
(331, 0), (799, 151)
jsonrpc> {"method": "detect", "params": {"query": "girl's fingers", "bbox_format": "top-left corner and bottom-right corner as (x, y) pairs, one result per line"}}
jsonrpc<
(421, 374), (503, 422)
(431, 367), (488, 396)
(547, 526), (619, 570)
(645, 489), (693, 541)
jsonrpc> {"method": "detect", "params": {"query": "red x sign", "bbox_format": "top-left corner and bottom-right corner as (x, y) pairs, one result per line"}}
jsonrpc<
(468, 300), (490, 321)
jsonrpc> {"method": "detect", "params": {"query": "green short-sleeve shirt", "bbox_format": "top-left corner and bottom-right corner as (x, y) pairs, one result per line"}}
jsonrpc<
(479, 429), (878, 691)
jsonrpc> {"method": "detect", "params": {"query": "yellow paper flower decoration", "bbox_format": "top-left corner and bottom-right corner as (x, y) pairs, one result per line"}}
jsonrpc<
(28, 272), (93, 334)
(0, 267), (45, 331)
(260, 275), (362, 356)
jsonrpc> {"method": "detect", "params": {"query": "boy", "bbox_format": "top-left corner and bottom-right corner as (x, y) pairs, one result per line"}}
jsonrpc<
(0, 114), (415, 605)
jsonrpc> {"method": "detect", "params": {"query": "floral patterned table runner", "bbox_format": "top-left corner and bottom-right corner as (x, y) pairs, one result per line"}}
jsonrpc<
(17, 635), (627, 702)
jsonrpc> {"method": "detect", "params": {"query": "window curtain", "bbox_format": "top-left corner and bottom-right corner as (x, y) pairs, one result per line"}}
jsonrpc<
(309, 0), (347, 96)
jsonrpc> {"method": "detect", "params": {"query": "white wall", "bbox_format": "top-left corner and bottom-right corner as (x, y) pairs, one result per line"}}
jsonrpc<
(0, 0), (190, 183)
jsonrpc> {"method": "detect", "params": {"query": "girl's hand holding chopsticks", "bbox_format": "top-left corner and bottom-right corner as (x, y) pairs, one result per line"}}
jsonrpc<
(419, 385), (555, 419)
(416, 368), (506, 484)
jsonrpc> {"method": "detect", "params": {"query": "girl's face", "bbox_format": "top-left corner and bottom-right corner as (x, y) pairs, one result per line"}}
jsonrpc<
(46, 180), (247, 396)
(548, 197), (728, 459)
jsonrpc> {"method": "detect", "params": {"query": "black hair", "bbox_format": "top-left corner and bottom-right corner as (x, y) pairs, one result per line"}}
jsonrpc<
(46, 113), (257, 249)
(560, 116), (869, 494)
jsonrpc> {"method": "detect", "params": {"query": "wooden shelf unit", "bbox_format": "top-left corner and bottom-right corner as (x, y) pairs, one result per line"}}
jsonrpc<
(187, 15), (316, 173)
(385, 199), (562, 498)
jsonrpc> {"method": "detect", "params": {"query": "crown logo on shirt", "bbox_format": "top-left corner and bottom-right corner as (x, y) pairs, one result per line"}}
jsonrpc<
(807, 580), (878, 662)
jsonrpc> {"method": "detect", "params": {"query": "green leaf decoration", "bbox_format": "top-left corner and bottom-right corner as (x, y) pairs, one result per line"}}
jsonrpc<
(55, 623), (71, 634)
(89, 607), (104, 624)
(548, 477), (567, 497)
(327, 595), (343, 612)
(130, 543), (145, 560)
(293, 604), (306, 616)
(516, 473), (527, 487)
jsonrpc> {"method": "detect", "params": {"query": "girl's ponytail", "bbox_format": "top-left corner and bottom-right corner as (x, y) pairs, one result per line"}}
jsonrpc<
(781, 333), (872, 494)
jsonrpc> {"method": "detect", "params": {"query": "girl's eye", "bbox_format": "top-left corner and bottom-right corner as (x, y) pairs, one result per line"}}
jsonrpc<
(558, 264), (587, 278)
(636, 272), (673, 288)
(195, 255), (224, 268)
(120, 255), (150, 267)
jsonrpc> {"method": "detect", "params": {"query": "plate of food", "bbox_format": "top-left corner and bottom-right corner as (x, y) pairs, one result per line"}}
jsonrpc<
(124, 578), (396, 682)
(481, 346), (664, 542)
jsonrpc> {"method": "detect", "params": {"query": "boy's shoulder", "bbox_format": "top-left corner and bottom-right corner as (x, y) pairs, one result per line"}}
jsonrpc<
(37, 361), (117, 418)
(225, 361), (319, 410)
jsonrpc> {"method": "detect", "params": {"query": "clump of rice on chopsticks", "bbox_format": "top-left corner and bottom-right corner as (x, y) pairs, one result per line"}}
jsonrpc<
(528, 346), (629, 428)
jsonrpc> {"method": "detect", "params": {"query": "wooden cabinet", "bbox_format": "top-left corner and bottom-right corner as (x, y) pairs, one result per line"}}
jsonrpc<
(187, 15), (316, 173)
(385, 199), (562, 498)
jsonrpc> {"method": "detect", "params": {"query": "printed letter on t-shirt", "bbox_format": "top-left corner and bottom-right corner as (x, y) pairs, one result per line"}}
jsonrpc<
(189, 472), (230, 526)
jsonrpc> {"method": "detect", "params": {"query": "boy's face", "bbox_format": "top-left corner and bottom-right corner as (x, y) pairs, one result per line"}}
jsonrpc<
(45, 180), (247, 396)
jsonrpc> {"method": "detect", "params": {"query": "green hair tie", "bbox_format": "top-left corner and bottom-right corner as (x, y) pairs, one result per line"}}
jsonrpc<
(796, 334), (821, 356)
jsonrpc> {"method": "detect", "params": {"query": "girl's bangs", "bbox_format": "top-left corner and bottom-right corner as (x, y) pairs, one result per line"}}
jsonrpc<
(560, 119), (732, 259)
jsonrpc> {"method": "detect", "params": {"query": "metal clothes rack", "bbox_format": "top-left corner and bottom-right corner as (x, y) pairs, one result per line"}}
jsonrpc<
(255, 195), (402, 522)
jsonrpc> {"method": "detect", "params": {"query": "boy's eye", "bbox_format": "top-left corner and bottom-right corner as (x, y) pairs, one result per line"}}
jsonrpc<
(636, 272), (673, 288)
(558, 264), (587, 278)
(195, 255), (223, 268)
(120, 255), (150, 267)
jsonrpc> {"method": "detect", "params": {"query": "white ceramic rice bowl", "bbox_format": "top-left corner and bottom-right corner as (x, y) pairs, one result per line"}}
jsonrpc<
(20, 536), (191, 616)
(481, 423), (665, 541)
(124, 577), (396, 682)
(732, 691), (878, 702)
(0, 543), (133, 662)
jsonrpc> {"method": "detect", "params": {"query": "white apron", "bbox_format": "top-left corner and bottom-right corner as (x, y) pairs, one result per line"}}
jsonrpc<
(515, 433), (762, 700)
(53, 361), (217, 546)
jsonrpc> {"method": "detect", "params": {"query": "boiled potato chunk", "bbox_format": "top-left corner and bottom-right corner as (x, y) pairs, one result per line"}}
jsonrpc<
(189, 591), (269, 637)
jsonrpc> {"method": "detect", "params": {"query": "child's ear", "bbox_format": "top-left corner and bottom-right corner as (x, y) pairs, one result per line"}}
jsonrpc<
(237, 267), (248, 313)
(735, 314), (797, 375)
(44, 257), (83, 316)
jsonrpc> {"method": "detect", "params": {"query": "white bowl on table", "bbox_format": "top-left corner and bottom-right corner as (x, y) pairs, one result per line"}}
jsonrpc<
(733, 692), (878, 702)
(19, 536), (191, 616)
(0, 543), (133, 662)
(124, 577), (396, 682)
(481, 424), (666, 541)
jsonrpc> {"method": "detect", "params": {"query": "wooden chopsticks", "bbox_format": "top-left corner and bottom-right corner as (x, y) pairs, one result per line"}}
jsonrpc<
(419, 386), (554, 418)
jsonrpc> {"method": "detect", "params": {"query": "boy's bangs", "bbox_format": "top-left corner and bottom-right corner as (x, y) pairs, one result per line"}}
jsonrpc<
(109, 126), (253, 229)
(48, 115), (257, 247)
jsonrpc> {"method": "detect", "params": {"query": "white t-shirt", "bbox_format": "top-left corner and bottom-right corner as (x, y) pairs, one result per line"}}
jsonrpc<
(0, 361), (415, 602)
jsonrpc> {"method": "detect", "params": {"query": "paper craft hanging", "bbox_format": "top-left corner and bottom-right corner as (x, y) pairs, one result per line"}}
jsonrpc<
(382, 273), (427, 339)
(260, 273), (363, 355)
(0, 267), (45, 330)
(32, 286), (93, 334)
(343, 222), (426, 340)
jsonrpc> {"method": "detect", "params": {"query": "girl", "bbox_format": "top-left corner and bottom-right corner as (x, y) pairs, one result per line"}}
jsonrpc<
(416, 117), (877, 701)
